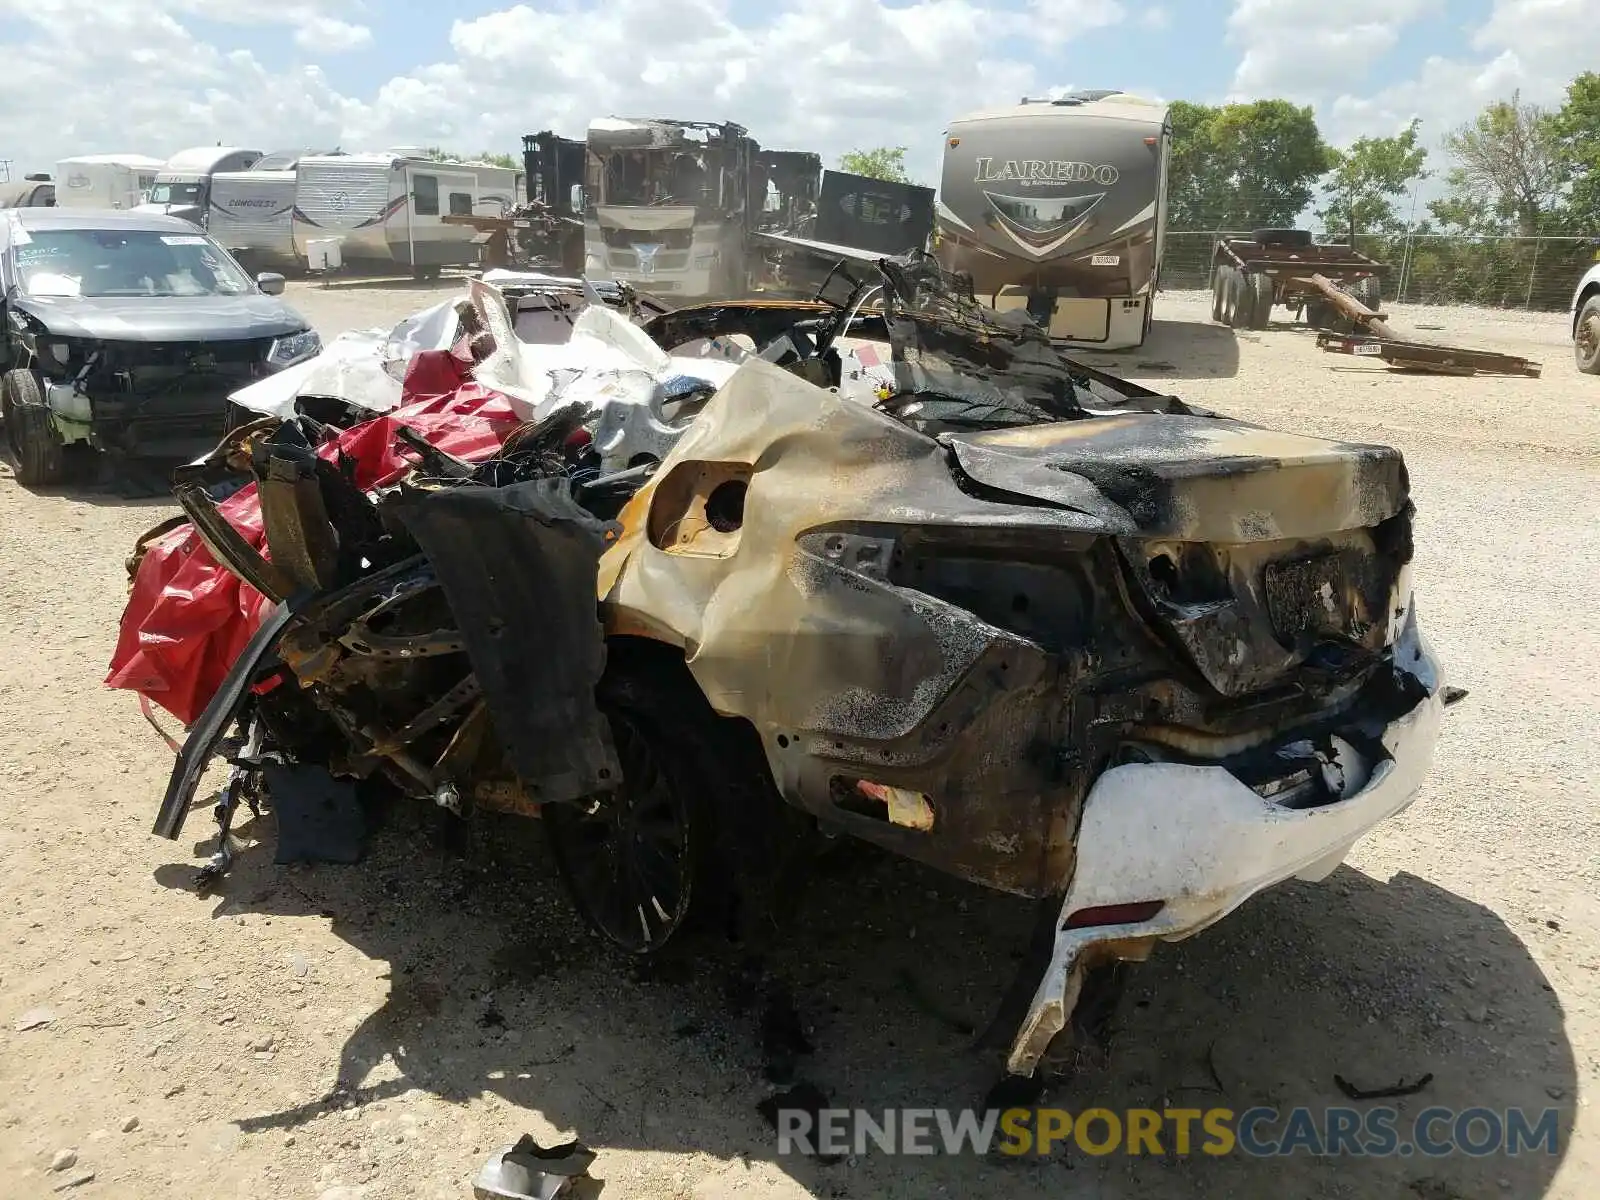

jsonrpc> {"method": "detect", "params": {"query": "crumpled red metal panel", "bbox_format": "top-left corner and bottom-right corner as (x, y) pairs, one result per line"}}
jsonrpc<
(105, 367), (523, 725)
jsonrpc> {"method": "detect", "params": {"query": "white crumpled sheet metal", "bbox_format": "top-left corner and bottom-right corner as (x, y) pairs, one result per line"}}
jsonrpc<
(226, 277), (738, 472)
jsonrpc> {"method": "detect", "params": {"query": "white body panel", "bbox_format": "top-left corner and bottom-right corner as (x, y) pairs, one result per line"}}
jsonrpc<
(53, 155), (165, 210)
(292, 155), (522, 270)
(206, 170), (299, 269)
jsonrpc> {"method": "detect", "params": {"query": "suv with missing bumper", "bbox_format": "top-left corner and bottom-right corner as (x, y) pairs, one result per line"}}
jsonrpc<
(1, 208), (320, 485)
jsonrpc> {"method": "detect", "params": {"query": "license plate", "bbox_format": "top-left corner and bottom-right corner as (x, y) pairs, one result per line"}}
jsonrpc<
(1091, 254), (1120, 266)
(1353, 342), (1383, 356)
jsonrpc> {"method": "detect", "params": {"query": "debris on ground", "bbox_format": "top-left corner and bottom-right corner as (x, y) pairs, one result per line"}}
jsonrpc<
(16, 1006), (56, 1032)
(472, 1134), (598, 1200)
(1334, 1071), (1435, 1100)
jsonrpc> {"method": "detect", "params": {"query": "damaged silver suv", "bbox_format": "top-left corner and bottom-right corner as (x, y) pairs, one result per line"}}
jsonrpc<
(1, 208), (319, 484)
(129, 255), (1449, 1079)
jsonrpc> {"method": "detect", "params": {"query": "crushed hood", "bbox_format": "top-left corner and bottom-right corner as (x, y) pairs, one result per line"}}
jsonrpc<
(15, 293), (308, 343)
(945, 415), (1408, 542)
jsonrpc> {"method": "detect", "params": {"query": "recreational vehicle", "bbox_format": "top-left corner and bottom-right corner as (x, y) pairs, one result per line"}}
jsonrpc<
(205, 151), (327, 272)
(935, 90), (1172, 349)
(291, 153), (522, 276)
(0, 175), (56, 208)
(135, 147), (264, 225)
(54, 155), (165, 210)
(583, 118), (757, 298)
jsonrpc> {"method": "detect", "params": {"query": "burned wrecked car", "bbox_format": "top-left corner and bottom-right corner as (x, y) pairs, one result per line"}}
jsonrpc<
(109, 254), (1449, 1078)
(1, 208), (319, 485)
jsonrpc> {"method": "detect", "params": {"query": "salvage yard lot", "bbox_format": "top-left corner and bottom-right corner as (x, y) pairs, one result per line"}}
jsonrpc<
(1, 281), (1596, 1199)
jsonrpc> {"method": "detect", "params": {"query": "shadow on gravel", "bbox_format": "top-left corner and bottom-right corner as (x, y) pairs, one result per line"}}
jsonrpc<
(153, 802), (1576, 1200)
(1071, 315), (1242, 382)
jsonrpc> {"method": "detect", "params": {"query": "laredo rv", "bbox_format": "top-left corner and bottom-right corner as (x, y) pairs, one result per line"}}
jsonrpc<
(54, 154), (165, 210)
(136, 147), (265, 225)
(292, 153), (522, 277)
(583, 117), (756, 298)
(936, 90), (1172, 349)
(206, 150), (326, 273)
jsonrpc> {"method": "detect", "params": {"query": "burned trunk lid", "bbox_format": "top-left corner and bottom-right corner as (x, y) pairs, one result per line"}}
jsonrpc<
(945, 414), (1406, 542)
(946, 415), (1414, 697)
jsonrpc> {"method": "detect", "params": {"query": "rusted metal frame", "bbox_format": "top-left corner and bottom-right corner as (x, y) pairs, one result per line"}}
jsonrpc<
(172, 482), (295, 603)
(1316, 332), (1543, 378)
(367, 674), (483, 757)
(336, 624), (466, 659)
(1306, 274), (1398, 339)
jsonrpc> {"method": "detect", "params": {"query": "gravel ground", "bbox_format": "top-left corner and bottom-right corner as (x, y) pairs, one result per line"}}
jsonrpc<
(1, 280), (1596, 1199)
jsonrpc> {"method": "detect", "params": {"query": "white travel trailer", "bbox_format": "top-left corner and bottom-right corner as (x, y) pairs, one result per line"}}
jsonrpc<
(291, 153), (522, 276)
(135, 147), (265, 225)
(53, 154), (165, 210)
(205, 151), (325, 272)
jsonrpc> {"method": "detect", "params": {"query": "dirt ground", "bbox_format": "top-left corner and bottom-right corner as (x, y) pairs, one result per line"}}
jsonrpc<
(1, 280), (1596, 1200)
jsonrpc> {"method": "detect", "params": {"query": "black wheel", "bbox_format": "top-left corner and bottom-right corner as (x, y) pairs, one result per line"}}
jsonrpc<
(1350, 274), (1382, 313)
(412, 264), (442, 282)
(545, 711), (700, 955)
(1246, 272), (1274, 329)
(1304, 298), (1334, 330)
(1224, 268), (1249, 328)
(1251, 228), (1312, 248)
(1576, 296), (1600, 376)
(2, 368), (66, 486)
(1216, 266), (1237, 325)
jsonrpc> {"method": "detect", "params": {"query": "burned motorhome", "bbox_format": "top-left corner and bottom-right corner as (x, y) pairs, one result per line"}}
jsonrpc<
(582, 116), (777, 299)
(111, 254), (1449, 1078)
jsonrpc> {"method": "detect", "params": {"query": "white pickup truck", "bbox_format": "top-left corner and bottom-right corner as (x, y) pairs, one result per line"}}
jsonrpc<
(1572, 261), (1600, 374)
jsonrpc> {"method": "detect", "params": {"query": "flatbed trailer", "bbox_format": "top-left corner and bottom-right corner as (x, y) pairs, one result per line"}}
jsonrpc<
(1210, 229), (1388, 330)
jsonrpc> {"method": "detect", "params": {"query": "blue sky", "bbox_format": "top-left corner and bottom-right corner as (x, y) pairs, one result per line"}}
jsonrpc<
(0, 0), (1589, 186)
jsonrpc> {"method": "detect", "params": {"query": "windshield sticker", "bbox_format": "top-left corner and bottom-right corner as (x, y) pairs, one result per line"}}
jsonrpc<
(15, 244), (69, 264)
(160, 235), (208, 246)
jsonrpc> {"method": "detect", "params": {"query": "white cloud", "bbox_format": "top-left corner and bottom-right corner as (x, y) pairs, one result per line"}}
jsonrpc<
(1226, 0), (1442, 102)
(295, 15), (372, 53)
(0, 0), (1128, 181)
(1226, 0), (1591, 149)
(1140, 6), (1170, 30)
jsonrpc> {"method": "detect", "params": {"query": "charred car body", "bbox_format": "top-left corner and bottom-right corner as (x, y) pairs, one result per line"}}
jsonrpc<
(120, 254), (1447, 1078)
(1, 209), (319, 484)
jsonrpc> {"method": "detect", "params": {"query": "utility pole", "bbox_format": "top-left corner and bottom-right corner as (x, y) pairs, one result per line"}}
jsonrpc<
(0, 159), (13, 184)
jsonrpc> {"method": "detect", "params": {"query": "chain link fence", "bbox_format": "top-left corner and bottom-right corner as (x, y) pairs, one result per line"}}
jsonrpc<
(1162, 231), (1600, 311)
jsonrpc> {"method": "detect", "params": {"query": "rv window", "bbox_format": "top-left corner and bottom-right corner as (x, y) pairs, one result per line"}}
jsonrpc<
(448, 191), (473, 216)
(413, 174), (439, 216)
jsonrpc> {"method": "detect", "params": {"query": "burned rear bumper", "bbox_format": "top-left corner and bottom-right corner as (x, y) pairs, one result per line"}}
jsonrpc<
(1004, 611), (1444, 1076)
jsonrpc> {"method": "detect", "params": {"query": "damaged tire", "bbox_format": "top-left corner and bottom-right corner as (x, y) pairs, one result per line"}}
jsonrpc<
(545, 645), (810, 959)
(543, 654), (736, 957)
(2, 368), (66, 487)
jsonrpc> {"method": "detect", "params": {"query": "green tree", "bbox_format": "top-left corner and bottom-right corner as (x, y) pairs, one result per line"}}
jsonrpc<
(1167, 99), (1333, 230)
(1317, 118), (1429, 241)
(839, 146), (910, 183)
(1429, 92), (1565, 235)
(1549, 71), (1600, 230)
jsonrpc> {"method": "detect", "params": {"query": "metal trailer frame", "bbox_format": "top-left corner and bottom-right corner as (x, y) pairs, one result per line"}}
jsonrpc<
(1211, 238), (1545, 378)
(1210, 231), (1389, 331)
